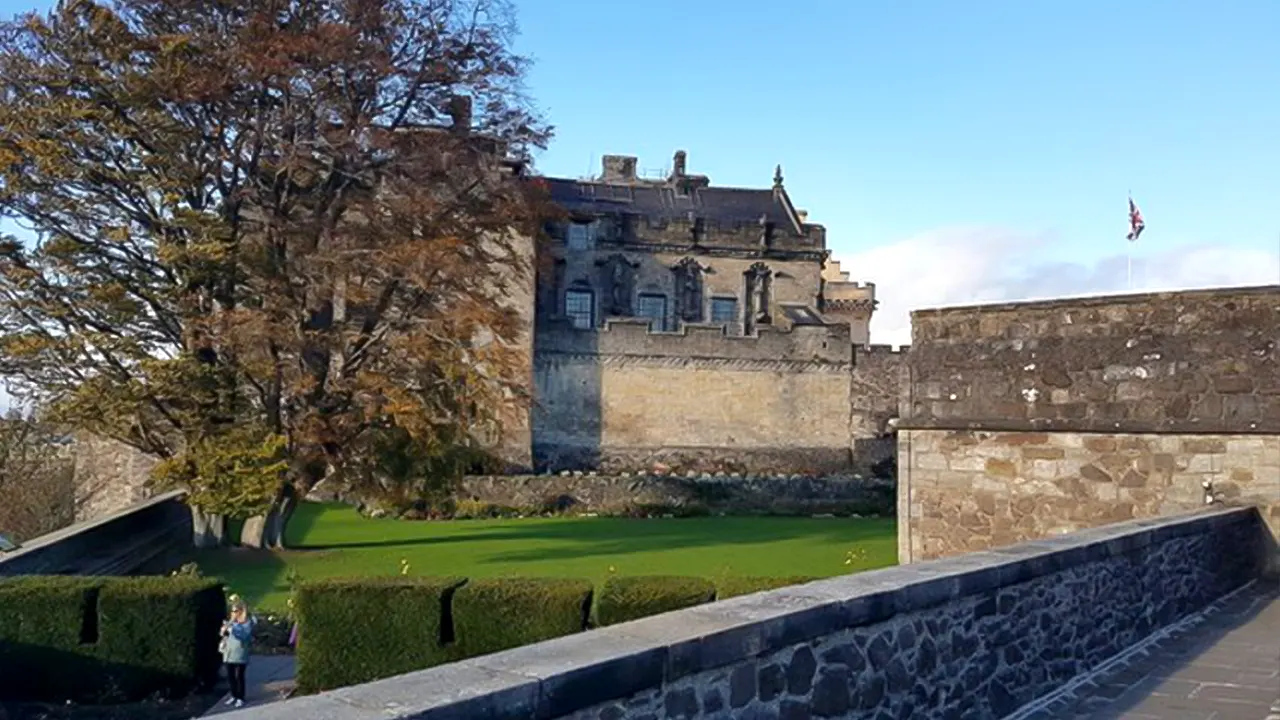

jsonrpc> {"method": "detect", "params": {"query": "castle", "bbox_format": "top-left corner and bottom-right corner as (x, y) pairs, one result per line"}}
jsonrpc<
(518, 150), (901, 475)
(63, 147), (903, 523)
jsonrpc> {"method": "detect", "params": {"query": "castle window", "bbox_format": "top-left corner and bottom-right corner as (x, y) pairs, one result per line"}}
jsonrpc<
(565, 289), (594, 329)
(566, 221), (595, 250)
(636, 293), (667, 331)
(710, 297), (738, 325)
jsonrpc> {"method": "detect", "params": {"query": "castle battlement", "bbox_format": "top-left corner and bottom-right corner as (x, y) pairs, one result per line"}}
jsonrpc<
(858, 343), (911, 356)
(535, 317), (853, 364)
(828, 280), (876, 291)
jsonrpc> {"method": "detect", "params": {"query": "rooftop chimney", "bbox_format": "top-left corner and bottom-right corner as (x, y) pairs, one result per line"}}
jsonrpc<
(601, 155), (638, 183)
(447, 95), (472, 134)
(671, 150), (688, 179)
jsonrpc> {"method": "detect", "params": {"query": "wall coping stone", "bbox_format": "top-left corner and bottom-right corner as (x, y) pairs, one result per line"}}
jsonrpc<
(0, 489), (186, 565)
(233, 505), (1260, 720)
(894, 419), (1280, 435)
(910, 284), (1280, 318)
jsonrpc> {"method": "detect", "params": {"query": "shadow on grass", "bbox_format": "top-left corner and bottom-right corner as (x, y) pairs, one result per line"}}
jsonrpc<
(298, 516), (895, 558)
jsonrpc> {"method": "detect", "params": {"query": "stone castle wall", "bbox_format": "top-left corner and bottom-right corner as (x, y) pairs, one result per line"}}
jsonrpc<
(531, 319), (904, 474)
(459, 471), (894, 516)
(71, 432), (157, 523)
(898, 286), (1280, 562)
(900, 430), (1279, 560)
(850, 344), (909, 470)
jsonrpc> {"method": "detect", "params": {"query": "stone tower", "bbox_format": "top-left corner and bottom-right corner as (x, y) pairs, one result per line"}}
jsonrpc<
(820, 259), (877, 345)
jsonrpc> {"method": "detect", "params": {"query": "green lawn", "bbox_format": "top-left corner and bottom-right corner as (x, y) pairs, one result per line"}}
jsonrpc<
(198, 502), (898, 611)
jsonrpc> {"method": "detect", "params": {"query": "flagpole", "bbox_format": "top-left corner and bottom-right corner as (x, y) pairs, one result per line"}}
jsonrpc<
(1126, 189), (1134, 291)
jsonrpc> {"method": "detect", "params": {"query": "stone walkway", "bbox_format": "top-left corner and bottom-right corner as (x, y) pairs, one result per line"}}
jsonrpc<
(1014, 578), (1280, 720)
(201, 655), (296, 716)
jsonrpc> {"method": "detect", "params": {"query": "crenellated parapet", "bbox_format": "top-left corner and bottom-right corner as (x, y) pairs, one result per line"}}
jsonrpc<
(856, 343), (911, 357)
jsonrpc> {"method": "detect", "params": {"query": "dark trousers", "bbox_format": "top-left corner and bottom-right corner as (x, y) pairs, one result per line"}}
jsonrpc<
(226, 662), (247, 700)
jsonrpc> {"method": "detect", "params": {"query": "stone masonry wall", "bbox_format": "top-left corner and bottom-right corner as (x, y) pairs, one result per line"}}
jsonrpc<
(904, 286), (1279, 433)
(850, 344), (908, 470)
(899, 286), (1280, 563)
(243, 508), (1270, 720)
(532, 320), (864, 474)
(70, 432), (158, 523)
(899, 429), (1280, 562)
(459, 472), (894, 516)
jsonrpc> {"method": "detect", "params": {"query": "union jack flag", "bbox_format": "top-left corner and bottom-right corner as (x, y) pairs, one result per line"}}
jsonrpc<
(1127, 197), (1145, 241)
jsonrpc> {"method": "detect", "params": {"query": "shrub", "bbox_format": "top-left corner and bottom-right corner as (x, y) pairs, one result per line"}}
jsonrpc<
(715, 576), (817, 599)
(452, 498), (499, 519)
(0, 575), (223, 703)
(595, 576), (716, 626)
(294, 576), (464, 693)
(452, 578), (591, 659)
(0, 576), (100, 702)
(94, 577), (225, 700)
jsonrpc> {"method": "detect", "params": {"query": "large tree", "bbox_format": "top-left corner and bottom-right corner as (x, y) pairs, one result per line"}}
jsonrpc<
(0, 0), (551, 548)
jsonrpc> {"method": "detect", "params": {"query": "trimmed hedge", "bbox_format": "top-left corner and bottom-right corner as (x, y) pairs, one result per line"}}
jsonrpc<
(715, 576), (818, 599)
(291, 574), (814, 693)
(595, 576), (716, 626)
(294, 576), (464, 694)
(452, 578), (592, 659)
(0, 576), (224, 703)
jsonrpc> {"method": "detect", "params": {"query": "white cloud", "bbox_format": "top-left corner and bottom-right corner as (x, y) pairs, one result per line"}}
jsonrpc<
(834, 227), (1280, 347)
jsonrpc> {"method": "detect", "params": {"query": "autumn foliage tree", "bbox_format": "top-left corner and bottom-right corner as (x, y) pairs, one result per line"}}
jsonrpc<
(0, 0), (551, 547)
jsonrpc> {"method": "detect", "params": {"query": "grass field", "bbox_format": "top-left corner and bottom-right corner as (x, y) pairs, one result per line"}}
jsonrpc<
(198, 502), (898, 611)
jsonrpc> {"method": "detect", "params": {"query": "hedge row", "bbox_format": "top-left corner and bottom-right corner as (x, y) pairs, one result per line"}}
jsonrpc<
(0, 576), (224, 703)
(295, 574), (816, 693)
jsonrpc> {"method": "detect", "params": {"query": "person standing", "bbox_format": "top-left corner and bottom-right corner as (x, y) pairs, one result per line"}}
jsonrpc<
(219, 596), (256, 709)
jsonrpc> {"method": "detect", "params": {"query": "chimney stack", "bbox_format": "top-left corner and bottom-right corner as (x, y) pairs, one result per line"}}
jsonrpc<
(447, 95), (472, 133)
(601, 155), (638, 183)
(671, 150), (688, 179)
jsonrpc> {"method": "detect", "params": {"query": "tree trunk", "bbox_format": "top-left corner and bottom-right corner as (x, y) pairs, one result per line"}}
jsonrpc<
(239, 484), (298, 550)
(239, 514), (268, 549)
(264, 485), (298, 550)
(190, 506), (227, 549)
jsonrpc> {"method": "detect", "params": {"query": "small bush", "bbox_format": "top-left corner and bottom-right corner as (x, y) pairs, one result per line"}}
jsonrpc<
(715, 576), (817, 599)
(452, 578), (591, 659)
(595, 576), (716, 626)
(249, 614), (293, 655)
(294, 576), (463, 693)
(453, 498), (501, 519)
(0, 575), (223, 703)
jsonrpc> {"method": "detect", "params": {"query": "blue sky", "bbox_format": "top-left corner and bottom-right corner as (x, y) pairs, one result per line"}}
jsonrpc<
(2, 0), (1278, 344)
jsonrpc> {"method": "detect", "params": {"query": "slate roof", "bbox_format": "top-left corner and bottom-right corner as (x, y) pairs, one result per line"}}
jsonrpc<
(779, 304), (828, 326)
(544, 178), (803, 234)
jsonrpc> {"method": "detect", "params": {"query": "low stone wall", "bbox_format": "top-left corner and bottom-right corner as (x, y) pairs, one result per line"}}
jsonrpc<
(458, 472), (895, 516)
(239, 506), (1269, 720)
(898, 429), (1280, 562)
(0, 490), (190, 577)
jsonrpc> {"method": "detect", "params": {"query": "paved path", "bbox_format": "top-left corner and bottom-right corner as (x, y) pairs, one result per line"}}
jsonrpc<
(202, 655), (296, 716)
(1015, 578), (1280, 720)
